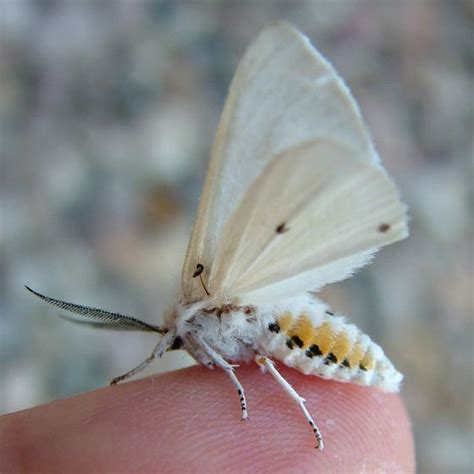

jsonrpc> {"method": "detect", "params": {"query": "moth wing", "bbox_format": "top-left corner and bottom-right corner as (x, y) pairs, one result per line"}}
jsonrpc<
(208, 140), (408, 304)
(182, 22), (381, 302)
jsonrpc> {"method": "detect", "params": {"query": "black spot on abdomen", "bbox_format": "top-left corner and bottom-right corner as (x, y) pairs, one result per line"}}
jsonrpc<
(324, 352), (337, 365)
(268, 322), (280, 333)
(305, 344), (322, 358)
(291, 335), (304, 348)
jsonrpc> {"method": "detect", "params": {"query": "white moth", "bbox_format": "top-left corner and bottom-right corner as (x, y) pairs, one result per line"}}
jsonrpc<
(27, 22), (408, 450)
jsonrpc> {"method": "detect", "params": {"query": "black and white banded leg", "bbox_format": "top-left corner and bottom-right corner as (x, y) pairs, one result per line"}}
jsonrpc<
(110, 331), (175, 385)
(256, 355), (324, 450)
(197, 337), (249, 421)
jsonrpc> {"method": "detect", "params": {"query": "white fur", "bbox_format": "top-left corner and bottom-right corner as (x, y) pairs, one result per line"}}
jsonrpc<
(174, 294), (402, 392)
(254, 298), (402, 392)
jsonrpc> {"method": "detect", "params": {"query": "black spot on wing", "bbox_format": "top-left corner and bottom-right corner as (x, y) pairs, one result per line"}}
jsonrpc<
(378, 223), (391, 233)
(276, 222), (289, 234)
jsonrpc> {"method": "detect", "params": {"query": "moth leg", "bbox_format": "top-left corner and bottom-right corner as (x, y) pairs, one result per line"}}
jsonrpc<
(183, 334), (214, 368)
(256, 355), (324, 450)
(110, 331), (175, 385)
(197, 337), (248, 421)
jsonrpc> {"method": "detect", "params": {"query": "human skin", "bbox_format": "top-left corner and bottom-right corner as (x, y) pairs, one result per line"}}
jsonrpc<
(0, 365), (415, 473)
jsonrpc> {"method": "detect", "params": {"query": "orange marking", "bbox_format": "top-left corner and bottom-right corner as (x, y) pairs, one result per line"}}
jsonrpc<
(289, 314), (315, 347)
(347, 342), (365, 368)
(277, 312), (295, 333)
(312, 321), (336, 356)
(331, 331), (352, 363)
(360, 350), (376, 371)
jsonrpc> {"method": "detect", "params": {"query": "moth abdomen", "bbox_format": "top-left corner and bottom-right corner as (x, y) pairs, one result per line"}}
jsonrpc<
(258, 299), (402, 392)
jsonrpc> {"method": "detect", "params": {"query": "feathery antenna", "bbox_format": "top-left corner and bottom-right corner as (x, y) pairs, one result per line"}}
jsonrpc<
(25, 286), (167, 333)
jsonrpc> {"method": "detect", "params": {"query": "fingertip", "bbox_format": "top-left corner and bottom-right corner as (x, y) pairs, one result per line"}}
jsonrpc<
(0, 365), (415, 473)
(305, 373), (415, 473)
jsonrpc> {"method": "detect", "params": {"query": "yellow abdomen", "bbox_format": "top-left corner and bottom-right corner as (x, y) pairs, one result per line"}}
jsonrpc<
(259, 305), (402, 392)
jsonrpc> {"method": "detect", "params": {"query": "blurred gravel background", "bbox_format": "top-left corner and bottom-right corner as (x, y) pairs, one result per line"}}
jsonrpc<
(1, 1), (472, 472)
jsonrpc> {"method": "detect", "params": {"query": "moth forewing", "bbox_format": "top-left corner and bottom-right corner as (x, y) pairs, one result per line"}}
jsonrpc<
(208, 140), (407, 301)
(181, 22), (384, 303)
